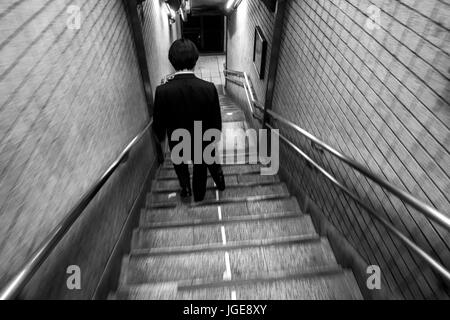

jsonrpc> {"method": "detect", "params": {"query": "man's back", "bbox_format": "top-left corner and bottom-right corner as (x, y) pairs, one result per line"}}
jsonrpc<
(153, 73), (222, 144)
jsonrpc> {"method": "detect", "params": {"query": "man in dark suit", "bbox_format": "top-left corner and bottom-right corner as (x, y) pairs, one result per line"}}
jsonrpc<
(153, 39), (225, 202)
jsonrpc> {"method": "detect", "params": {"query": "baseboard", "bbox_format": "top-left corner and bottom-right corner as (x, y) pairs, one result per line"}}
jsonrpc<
(91, 155), (159, 300)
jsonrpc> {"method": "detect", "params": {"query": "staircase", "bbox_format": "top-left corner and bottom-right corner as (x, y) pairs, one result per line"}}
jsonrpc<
(109, 94), (363, 300)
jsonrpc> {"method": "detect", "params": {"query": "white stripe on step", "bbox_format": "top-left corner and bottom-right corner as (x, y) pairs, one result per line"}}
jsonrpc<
(218, 206), (222, 221)
(231, 291), (237, 300)
(223, 252), (232, 281)
(221, 226), (227, 245)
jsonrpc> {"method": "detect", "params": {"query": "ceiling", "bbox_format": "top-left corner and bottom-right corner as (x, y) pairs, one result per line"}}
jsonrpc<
(189, 0), (230, 15)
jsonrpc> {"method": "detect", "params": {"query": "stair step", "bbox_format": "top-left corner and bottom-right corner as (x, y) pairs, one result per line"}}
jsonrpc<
(220, 102), (242, 107)
(223, 112), (246, 122)
(114, 269), (363, 300)
(147, 183), (290, 206)
(121, 239), (337, 285)
(161, 157), (260, 169)
(134, 234), (320, 256)
(152, 174), (280, 192)
(141, 212), (302, 230)
(157, 164), (263, 179)
(131, 215), (316, 250)
(161, 154), (260, 168)
(221, 106), (241, 111)
(140, 196), (300, 225)
(163, 150), (253, 159)
(219, 98), (234, 102)
(163, 149), (247, 156)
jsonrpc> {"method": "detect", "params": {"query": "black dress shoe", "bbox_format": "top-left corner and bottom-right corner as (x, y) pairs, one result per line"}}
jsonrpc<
(194, 196), (205, 203)
(180, 186), (192, 198)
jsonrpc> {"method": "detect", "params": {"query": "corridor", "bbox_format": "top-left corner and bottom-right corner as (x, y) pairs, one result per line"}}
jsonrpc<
(0, 0), (449, 302)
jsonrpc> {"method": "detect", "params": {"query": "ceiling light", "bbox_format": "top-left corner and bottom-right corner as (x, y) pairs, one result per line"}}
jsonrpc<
(226, 0), (236, 10)
(226, 0), (243, 11)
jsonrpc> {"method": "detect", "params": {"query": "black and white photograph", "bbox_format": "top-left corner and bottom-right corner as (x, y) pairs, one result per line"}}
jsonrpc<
(0, 0), (449, 309)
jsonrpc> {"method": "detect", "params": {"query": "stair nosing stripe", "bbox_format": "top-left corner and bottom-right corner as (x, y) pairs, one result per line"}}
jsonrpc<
(147, 181), (285, 191)
(142, 195), (296, 212)
(119, 265), (345, 293)
(161, 153), (258, 163)
(159, 162), (260, 169)
(147, 194), (291, 209)
(140, 209), (299, 225)
(130, 234), (321, 256)
(155, 171), (274, 180)
(151, 180), (282, 194)
(152, 180), (281, 192)
(136, 210), (306, 231)
(122, 264), (343, 288)
(155, 170), (263, 180)
(176, 265), (345, 291)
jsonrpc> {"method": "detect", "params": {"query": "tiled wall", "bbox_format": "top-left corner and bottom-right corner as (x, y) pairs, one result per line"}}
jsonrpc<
(140, 0), (181, 94)
(0, 0), (155, 298)
(227, 0), (450, 299)
(226, 0), (275, 104)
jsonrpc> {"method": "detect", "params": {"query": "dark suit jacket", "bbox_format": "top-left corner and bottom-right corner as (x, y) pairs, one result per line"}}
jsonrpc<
(153, 73), (222, 151)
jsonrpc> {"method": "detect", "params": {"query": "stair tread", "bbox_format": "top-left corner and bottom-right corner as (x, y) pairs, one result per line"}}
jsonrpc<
(157, 164), (263, 179)
(122, 239), (338, 285)
(132, 234), (321, 256)
(223, 113), (246, 122)
(147, 183), (289, 206)
(152, 175), (280, 193)
(114, 269), (363, 300)
(161, 156), (261, 168)
(141, 212), (302, 229)
(141, 197), (300, 225)
(132, 215), (316, 250)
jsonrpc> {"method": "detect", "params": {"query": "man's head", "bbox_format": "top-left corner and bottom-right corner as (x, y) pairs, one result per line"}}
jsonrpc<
(169, 38), (199, 71)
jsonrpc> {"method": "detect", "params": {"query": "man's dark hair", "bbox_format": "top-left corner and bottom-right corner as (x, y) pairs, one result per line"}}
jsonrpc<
(169, 38), (199, 71)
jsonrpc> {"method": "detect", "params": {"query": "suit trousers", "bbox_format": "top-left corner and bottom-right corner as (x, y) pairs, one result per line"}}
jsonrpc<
(173, 162), (224, 202)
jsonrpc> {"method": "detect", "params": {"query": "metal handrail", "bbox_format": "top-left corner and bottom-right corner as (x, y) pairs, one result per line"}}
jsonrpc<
(224, 69), (450, 231)
(224, 69), (450, 285)
(267, 124), (450, 286)
(266, 109), (450, 231)
(224, 70), (264, 113)
(0, 121), (153, 300)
